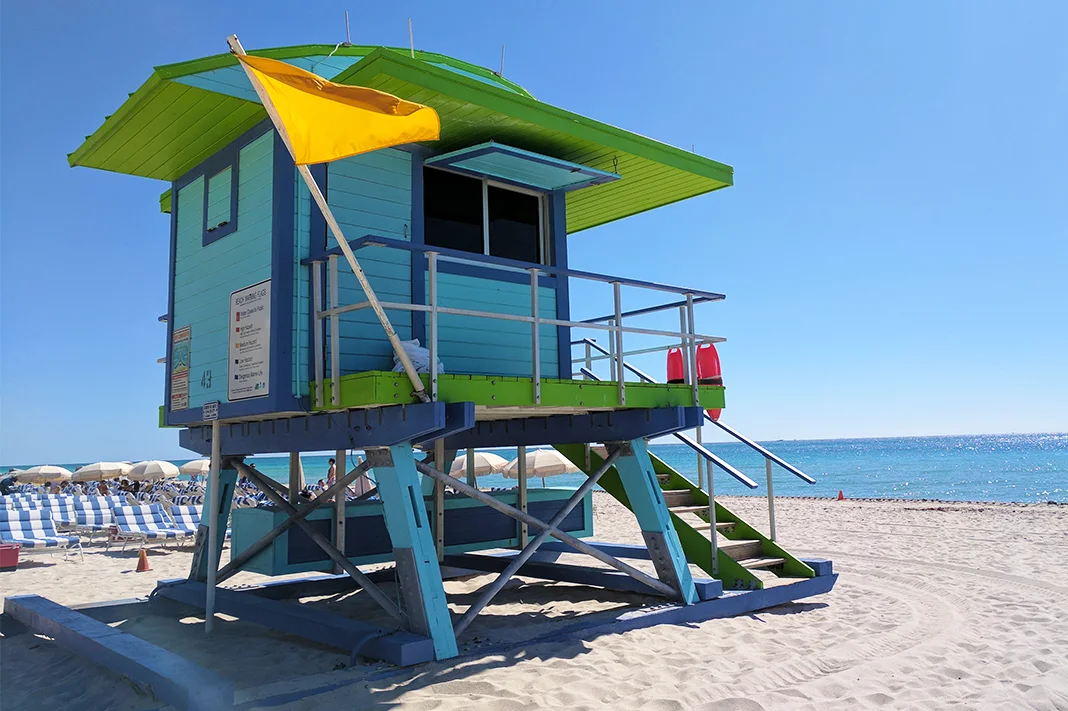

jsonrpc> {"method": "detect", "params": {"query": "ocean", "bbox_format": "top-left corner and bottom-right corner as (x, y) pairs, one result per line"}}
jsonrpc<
(14, 433), (1065, 504)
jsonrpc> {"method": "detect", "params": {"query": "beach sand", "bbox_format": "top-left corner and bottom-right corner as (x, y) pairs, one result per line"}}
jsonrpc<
(2, 494), (1066, 710)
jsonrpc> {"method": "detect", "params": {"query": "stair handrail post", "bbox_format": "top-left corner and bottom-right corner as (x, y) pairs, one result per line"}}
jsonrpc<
(765, 457), (777, 541)
(708, 458), (718, 576)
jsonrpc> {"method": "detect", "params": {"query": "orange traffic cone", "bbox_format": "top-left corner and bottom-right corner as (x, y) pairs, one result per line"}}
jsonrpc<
(136, 548), (151, 572)
(837, 490), (845, 501)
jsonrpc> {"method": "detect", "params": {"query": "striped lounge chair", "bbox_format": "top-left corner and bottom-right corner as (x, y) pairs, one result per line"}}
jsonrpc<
(110, 504), (191, 551)
(0, 508), (82, 560)
(74, 497), (118, 542)
(169, 505), (231, 539)
(41, 496), (80, 528)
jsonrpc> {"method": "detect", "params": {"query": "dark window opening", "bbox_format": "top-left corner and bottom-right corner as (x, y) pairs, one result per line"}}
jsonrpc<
(423, 168), (484, 255)
(488, 186), (540, 263)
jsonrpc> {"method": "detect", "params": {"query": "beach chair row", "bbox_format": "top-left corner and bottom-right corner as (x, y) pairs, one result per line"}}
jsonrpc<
(0, 502), (208, 556)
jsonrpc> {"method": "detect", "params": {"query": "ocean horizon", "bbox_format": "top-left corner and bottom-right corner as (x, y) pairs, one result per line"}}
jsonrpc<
(5, 432), (1065, 505)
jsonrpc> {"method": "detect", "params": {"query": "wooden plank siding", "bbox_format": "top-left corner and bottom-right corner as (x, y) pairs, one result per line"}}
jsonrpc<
(432, 272), (558, 378)
(324, 149), (415, 375)
(172, 129), (274, 408)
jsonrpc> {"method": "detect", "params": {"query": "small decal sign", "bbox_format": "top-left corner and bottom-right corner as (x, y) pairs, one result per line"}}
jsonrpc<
(202, 401), (220, 421)
(228, 279), (271, 401)
(170, 325), (191, 411)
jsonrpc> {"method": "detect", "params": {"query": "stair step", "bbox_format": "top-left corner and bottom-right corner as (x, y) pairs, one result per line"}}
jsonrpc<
(661, 490), (694, 507)
(668, 505), (710, 514)
(656, 473), (671, 482)
(716, 521), (735, 531)
(719, 540), (764, 561)
(740, 557), (786, 570)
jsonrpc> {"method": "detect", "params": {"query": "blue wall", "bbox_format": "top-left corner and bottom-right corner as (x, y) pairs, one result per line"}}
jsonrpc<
(172, 130), (274, 409)
(324, 149), (414, 375)
(432, 272), (559, 377)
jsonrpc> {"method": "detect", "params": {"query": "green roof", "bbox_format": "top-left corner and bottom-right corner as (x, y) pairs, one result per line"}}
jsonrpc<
(71, 44), (733, 233)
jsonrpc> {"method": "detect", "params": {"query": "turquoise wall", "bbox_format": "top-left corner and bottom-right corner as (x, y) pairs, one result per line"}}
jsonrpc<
(293, 174), (311, 400)
(433, 272), (558, 377)
(324, 149), (414, 375)
(172, 129), (274, 408)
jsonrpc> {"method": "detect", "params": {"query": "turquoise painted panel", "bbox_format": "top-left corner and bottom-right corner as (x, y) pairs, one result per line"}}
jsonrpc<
(173, 56), (363, 103)
(325, 150), (414, 375)
(432, 272), (558, 377)
(205, 166), (233, 231)
(293, 173), (311, 399)
(428, 62), (522, 94)
(172, 130), (274, 409)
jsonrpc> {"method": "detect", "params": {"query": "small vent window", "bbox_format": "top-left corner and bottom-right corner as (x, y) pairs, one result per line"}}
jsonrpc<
(203, 164), (238, 244)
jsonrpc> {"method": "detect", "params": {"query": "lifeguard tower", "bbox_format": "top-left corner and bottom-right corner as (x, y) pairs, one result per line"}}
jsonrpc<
(45, 40), (835, 673)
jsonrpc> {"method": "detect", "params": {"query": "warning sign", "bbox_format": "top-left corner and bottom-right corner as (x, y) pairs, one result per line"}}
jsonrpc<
(228, 279), (271, 401)
(170, 325), (191, 411)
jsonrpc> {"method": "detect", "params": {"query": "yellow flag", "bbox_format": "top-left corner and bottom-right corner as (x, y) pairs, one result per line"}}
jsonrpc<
(237, 54), (440, 165)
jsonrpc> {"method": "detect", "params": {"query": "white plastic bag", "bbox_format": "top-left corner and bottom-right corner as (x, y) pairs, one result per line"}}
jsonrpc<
(391, 339), (445, 374)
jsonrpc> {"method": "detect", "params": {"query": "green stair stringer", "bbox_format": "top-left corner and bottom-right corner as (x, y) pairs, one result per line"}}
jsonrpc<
(554, 444), (814, 591)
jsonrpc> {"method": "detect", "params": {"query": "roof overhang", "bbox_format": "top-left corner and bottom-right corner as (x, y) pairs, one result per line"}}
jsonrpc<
(424, 141), (621, 193)
(72, 45), (733, 233)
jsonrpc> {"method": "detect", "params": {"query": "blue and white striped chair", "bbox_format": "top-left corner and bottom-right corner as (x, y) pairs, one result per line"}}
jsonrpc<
(169, 505), (201, 535)
(169, 505), (231, 539)
(74, 498), (116, 542)
(110, 504), (191, 551)
(9, 497), (41, 510)
(40, 496), (79, 528)
(0, 508), (81, 559)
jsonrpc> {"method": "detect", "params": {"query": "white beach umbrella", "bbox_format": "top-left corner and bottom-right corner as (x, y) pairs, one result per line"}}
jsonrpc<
(72, 461), (133, 482)
(503, 449), (580, 486)
(19, 465), (74, 485)
(127, 460), (180, 482)
(449, 451), (509, 478)
(179, 459), (211, 476)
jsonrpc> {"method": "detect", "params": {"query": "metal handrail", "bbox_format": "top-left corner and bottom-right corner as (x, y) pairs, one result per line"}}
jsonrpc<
(309, 238), (726, 410)
(574, 337), (815, 487)
(578, 367), (758, 489)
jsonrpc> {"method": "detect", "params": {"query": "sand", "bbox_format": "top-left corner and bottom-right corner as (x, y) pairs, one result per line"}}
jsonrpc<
(2, 494), (1067, 710)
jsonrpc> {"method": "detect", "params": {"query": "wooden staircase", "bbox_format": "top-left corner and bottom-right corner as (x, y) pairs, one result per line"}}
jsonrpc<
(558, 445), (815, 590)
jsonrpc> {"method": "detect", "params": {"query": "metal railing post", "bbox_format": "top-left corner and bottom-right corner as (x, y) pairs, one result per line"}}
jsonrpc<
(708, 458), (718, 575)
(328, 255), (340, 407)
(427, 252), (439, 401)
(613, 282), (625, 406)
(678, 305), (690, 385)
(685, 293), (699, 408)
(766, 457), (777, 541)
(312, 262), (324, 408)
(584, 341), (592, 380)
(530, 268), (541, 404)
(695, 419), (705, 490)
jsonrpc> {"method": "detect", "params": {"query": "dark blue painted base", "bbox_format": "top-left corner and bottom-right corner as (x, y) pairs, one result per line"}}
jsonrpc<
(3, 594), (233, 711)
(444, 552), (724, 601)
(153, 579), (435, 666)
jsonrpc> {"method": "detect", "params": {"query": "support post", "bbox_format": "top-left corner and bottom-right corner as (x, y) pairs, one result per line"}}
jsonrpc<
(465, 447), (477, 488)
(369, 445), (459, 660)
(766, 457), (777, 541)
(329, 256), (340, 407)
(530, 268), (541, 404)
(612, 438), (698, 604)
(288, 452), (303, 501)
(334, 449), (347, 573)
(312, 262), (324, 407)
(205, 420), (220, 633)
(613, 282), (625, 406)
(427, 251), (439, 401)
(433, 439), (445, 562)
(517, 445), (528, 547)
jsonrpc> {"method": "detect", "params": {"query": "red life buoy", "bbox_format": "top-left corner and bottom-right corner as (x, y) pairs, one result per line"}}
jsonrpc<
(666, 347), (685, 384)
(696, 342), (723, 421)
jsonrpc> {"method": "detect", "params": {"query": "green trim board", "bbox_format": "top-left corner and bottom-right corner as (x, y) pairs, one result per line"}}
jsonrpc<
(314, 370), (726, 412)
(71, 45), (732, 233)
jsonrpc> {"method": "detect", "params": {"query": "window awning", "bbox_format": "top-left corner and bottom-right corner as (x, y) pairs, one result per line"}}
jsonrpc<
(424, 141), (621, 193)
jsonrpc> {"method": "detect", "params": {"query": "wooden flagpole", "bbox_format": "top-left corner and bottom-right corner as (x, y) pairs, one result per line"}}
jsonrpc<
(227, 34), (429, 403)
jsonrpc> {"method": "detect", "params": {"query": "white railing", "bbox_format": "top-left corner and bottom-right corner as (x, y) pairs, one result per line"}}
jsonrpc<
(306, 236), (726, 410)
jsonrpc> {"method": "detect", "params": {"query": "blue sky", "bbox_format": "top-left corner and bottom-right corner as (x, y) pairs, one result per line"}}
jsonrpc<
(1, 2), (1066, 464)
